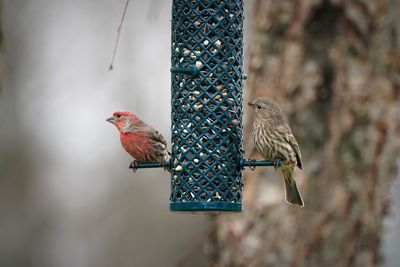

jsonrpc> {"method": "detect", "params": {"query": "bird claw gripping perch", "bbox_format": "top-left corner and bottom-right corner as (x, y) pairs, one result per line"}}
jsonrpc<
(129, 160), (139, 172)
(273, 159), (283, 170)
(162, 160), (170, 172)
(248, 159), (257, 171)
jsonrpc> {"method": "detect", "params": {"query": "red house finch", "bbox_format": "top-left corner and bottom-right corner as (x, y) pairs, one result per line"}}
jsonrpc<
(248, 97), (304, 207)
(106, 111), (170, 171)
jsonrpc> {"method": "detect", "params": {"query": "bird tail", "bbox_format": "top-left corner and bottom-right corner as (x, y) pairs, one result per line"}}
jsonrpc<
(282, 168), (304, 207)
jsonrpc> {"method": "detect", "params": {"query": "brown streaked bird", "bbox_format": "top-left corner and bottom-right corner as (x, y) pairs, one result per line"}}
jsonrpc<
(106, 111), (170, 171)
(248, 97), (304, 207)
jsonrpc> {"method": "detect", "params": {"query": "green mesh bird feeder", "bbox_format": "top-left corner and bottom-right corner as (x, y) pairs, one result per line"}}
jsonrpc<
(170, 0), (245, 212)
(132, 0), (277, 212)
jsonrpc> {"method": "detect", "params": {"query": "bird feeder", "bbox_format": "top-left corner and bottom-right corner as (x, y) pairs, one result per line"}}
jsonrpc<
(132, 0), (277, 212)
(170, 0), (244, 212)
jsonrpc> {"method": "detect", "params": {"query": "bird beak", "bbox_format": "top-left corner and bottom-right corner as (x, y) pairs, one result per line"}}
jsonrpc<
(106, 117), (115, 125)
(248, 101), (256, 109)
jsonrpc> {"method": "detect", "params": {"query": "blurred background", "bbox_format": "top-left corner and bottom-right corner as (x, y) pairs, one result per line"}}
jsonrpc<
(0, 0), (399, 267)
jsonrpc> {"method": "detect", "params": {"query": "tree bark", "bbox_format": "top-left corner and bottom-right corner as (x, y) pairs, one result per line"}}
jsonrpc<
(207, 0), (400, 266)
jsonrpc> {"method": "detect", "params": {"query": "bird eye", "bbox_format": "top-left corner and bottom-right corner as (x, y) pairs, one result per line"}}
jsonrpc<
(115, 114), (121, 118)
(256, 105), (261, 109)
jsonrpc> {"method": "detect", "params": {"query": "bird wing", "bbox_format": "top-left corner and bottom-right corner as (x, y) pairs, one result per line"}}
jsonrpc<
(146, 126), (168, 148)
(278, 125), (303, 169)
(287, 133), (302, 169)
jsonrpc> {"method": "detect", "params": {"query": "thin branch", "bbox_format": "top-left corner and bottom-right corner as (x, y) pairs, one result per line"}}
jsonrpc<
(109, 0), (131, 71)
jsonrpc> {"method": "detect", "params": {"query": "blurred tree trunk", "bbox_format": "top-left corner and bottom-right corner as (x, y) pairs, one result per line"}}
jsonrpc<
(206, 0), (400, 266)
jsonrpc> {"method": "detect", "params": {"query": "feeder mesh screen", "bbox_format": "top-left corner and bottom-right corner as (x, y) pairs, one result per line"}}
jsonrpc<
(170, 0), (244, 211)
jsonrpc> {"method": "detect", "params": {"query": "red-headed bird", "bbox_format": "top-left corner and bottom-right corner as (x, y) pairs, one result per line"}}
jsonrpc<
(106, 111), (170, 171)
(248, 97), (304, 207)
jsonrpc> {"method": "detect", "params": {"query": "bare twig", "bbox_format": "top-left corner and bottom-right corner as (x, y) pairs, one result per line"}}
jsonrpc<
(109, 0), (131, 71)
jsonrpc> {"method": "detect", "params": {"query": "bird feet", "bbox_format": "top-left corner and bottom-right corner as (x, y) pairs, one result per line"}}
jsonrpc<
(248, 159), (256, 171)
(129, 160), (139, 172)
(161, 160), (170, 172)
(273, 159), (283, 170)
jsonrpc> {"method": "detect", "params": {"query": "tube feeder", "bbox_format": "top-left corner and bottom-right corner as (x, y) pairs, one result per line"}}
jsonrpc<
(171, 0), (245, 213)
(130, 0), (279, 213)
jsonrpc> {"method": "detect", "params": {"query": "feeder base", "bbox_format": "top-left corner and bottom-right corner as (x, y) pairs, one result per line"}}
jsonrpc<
(170, 202), (242, 212)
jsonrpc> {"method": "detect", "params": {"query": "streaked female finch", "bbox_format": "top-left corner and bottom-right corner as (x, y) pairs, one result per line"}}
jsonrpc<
(106, 111), (170, 171)
(248, 97), (304, 207)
